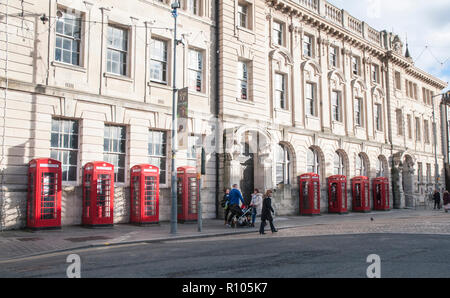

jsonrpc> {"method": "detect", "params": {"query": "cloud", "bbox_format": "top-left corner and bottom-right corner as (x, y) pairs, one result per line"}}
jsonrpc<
(328, 0), (450, 86)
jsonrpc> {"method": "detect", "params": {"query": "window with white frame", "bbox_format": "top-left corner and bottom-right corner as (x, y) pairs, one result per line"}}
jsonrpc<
(276, 144), (291, 185)
(407, 114), (412, 139)
(396, 109), (403, 136)
(426, 163), (431, 184)
(329, 46), (338, 67)
(148, 130), (167, 184)
(352, 56), (360, 76)
(237, 2), (249, 29)
(415, 117), (421, 141)
(187, 0), (200, 15)
(103, 125), (126, 183)
(306, 82), (316, 117)
(273, 21), (284, 46)
(333, 151), (345, 176)
(303, 34), (313, 57)
(375, 103), (382, 131)
(150, 38), (168, 84)
(188, 49), (204, 92)
(275, 73), (286, 110)
(417, 162), (423, 183)
(237, 60), (249, 100)
(356, 154), (367, 177)
(424, 120), (430, 144)
(107, 25), (128, 76)
(55, 9), (82, 66)
(395, 71), (401, 90)
(307, 148), (320, 175)
(331, 90), (341, 122)
(354, 97), (363, 127)
(371, 64), (380, 83)
(50, 118), (79, 182)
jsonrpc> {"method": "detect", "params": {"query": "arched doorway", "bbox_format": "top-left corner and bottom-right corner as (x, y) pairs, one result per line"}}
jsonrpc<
(225, 127), (272, 205)
(239, 133), (254, 205)
(402, 155), (415, 208)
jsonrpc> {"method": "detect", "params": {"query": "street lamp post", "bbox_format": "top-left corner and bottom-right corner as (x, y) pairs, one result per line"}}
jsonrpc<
(170, 1), (181, 235)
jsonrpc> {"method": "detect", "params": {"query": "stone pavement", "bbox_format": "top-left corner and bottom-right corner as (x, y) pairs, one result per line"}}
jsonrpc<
(0, 208), (449, 262)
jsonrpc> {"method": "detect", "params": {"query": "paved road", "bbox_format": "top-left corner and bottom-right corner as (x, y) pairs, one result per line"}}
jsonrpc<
(1, 232), (450, 278)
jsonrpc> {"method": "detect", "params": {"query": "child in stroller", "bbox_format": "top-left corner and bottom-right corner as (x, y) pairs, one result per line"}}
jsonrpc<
(228, 205), (253, 228)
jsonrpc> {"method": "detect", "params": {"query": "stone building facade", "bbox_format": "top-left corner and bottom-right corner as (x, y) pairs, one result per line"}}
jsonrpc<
(217, 0), (447, 216)
(0, 0), (218, 230)
(0, 0), (447, 230)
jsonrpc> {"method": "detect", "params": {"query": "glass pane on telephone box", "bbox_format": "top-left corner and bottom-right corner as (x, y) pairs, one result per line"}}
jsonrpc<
(41, 173), (56, 220)
(132, 175), (140, 217)
(28, 173), (35, 220)
(177, 177), (183, 215)
(84, 174), (91, 218)
(355, 184), (361, 207)
(188, 177), (198, 214)
(365, 185), (369, 208)
(144, 176), (157, 216)
(313, 181), (319, 210)
(302, 181), (309, 209)
(97, 174), (111, 218)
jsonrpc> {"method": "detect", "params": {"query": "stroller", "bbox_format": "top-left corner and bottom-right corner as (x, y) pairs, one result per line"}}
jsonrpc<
(229, 205), (253, 228)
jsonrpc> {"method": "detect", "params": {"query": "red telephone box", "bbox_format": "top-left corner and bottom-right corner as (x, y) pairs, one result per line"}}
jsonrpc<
(177, 166), (199, 222)
(373, 177), (390, 211)
(130, 164), (160, 224)
(82, 162), (114, 226)
(328, 175), (348, 214)
(351, 176), (371, 212)
(299, 173), (321, 216)
(27, 158), (62, 229)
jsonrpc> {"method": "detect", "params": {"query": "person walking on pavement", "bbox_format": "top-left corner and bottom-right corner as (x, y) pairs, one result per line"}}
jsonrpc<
(433, 190), (441, 210)
(259, 190), (277, 235)
(443, 190), (450, 213)
(221, 188), (231, 225)
(228, 184), (245, 225)
(250, 189), (263, 227)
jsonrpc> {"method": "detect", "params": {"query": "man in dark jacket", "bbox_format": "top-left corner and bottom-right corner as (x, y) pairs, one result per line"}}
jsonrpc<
(433, 190), (441, 210)
(259, 190), (277, 235)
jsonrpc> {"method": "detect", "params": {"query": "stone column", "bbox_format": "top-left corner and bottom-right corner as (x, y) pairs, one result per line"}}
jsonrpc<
(260, 154), (273, 192)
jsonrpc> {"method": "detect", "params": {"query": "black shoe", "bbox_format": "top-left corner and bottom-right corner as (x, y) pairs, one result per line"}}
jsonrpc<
(272, 229), (278, 233)
(260, 232), (266, 235)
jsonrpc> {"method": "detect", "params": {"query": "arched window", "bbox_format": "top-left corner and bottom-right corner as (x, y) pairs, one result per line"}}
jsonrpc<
(376, 156), (386, 177)
(356, 154), (367, 177)
(307, 148), (320, 175)
(276, 144), (291, 185)
(334, 151), (345, 175)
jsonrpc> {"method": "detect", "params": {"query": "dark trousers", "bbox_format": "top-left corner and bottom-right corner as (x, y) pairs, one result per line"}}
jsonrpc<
(259, 219), (276, 233)
(224, 208), (230, 223)
(228, 204), (242, 223)
(434, 200), (441, 209)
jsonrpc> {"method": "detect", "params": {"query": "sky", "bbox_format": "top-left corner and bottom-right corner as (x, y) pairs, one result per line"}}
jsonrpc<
(327, 0), (450, 88)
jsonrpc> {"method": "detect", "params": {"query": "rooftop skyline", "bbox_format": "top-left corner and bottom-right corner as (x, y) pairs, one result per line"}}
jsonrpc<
(327, 0), (450, 87)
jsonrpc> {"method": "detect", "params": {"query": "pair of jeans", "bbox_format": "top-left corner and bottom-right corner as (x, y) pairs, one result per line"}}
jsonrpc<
(251, 207), (257, 224)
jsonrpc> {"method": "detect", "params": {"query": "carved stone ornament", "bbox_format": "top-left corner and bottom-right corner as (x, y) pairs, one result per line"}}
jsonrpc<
(391, 35), (403, 55)
(230, 141), (242, 160)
